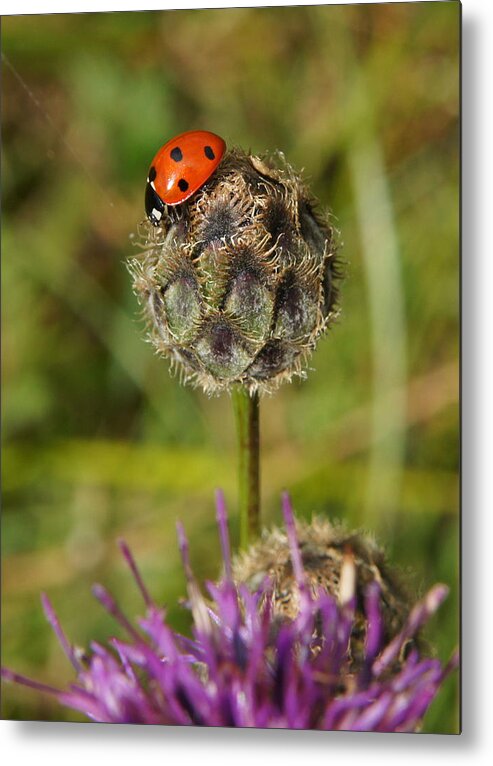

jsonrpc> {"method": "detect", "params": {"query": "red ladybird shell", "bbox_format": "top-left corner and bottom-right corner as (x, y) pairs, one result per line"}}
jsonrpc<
(148, 130), (226, 206)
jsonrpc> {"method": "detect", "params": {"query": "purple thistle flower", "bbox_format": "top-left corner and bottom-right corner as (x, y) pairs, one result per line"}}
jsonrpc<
(2, 492), (458, 731)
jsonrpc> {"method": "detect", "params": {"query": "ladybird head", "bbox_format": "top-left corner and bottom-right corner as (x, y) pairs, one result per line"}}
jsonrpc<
(145, 166), (166, 226)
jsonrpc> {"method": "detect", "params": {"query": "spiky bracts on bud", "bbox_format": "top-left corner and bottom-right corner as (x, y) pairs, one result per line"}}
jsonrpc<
(130, 149), (339, 394)
(2, 494), (457, 731)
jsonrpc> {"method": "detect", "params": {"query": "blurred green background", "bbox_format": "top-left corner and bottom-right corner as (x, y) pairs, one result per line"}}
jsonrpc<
(1, 3), (459, 731)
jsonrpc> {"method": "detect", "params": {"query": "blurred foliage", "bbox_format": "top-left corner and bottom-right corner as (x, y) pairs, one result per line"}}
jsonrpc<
(1, 3), (459, 732)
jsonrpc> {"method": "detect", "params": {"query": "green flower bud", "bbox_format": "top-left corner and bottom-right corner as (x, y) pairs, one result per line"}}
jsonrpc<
(130, 148), (340, 394)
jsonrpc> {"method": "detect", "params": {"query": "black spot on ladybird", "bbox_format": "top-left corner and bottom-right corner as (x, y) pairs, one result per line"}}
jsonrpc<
(148, 166), (157, 182)
(170, 147), (183, 162)
(178, 178), (189, 192)
(204, 145), (215, 160)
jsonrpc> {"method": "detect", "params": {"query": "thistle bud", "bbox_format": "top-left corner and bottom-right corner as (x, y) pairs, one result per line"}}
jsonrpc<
(232, 517), (414, 667)
(131, 148), (339, 394)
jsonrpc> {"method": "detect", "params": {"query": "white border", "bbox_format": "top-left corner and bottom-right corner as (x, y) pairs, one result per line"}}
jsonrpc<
(2, 0), (493, 762)
(1, 0), (440, 15)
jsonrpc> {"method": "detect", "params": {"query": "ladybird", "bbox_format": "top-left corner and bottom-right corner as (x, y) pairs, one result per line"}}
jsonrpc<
(145, 130), (226, 225)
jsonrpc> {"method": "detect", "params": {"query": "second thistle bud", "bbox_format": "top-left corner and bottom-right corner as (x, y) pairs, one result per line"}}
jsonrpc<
(232, 516), (414, 669)
(131, 144), (340, 394)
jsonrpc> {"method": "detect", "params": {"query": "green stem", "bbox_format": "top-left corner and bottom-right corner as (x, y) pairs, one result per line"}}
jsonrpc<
(232, 386), (260, 550)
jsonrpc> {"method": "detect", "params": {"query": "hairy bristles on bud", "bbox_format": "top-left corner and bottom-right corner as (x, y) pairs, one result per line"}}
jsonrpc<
(130, 147), (341, 395)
